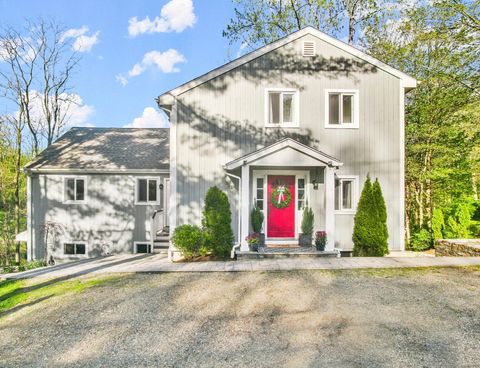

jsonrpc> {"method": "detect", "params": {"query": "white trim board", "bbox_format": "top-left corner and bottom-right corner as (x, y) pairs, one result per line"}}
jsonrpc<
(157, 26), (417, 106)
(224, 138), (343, 170)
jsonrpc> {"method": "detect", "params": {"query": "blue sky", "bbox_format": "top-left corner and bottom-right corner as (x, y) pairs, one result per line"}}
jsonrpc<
(0, 0), (237, 128)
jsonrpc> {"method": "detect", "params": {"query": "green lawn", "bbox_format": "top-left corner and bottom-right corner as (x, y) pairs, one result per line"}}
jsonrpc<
(0, 275), (122, 315)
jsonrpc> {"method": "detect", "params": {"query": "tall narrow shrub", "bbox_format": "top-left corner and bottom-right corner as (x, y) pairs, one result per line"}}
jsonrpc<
(353, 175), (389, 256)
(301, 206), (314, 234)
(250, 204), (264, 233)
(202, 186), (234, 258)
(431, 208), (445, 240)
(372, 178), (389, 255)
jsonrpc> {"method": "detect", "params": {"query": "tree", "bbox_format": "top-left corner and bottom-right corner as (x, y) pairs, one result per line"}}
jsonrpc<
(202, 186), (234, 258)
(362, 0), (480, 244)
(0, 19), (81, 153)
(353, 175), (389, 256)
(223, 0), (382, 50)
(372, 178), (389, 255)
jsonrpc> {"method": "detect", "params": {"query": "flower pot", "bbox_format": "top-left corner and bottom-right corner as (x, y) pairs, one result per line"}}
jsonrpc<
(249, 243), (259, 252)
(299, 233), (312, 247)
(315, 241), (326, 251)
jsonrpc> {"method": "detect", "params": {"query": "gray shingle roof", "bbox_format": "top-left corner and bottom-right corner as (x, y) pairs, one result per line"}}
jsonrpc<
(25, 127), (169, 172)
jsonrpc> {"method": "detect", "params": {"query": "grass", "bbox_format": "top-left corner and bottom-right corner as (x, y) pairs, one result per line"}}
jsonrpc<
(0, 275), (123, 315)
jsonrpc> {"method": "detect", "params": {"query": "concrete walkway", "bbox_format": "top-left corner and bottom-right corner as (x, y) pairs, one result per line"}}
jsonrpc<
(2, 253), (480, 280)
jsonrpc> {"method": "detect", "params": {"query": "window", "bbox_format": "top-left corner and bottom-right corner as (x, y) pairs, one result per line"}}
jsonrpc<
(136, 178), (159, 204)
(64, 243), (86, 255)
(335, 176), (358, 212)
(134, 242), (151, 254)
(65, 177), (86, 202)
(325, 90), (359, 128)
(265, 89), (299, 127)
(297, 178), (306, 210)
(255, 178), (264, 210)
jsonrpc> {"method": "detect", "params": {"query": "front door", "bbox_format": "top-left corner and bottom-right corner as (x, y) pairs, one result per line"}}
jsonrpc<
(267, 175), (296, 238)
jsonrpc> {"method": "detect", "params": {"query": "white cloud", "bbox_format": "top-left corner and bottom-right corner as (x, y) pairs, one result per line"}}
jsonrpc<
(117, 49), (186, 86)
(115, 74), (128, 86)
(61, 26), (100, 53)
(25, 90), (95, 128)
(123, 107), (169, 128)
(72, 31), (100, 53)
(128, 0), (197, 37)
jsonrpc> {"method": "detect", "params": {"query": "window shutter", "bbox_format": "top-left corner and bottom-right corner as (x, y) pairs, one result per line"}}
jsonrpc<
(302, 41), (315, 57)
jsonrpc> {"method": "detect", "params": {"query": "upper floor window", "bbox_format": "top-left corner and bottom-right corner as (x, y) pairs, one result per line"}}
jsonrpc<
(335, 175), (358, 213)
(65, 177), (86, 203)
(265, 88), (299, 127)
(325, 90), (359, 128)
(136, 177), (159, 205)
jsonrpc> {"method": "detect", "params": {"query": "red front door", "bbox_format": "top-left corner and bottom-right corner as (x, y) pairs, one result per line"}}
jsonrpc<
(267, 175), (296, 238)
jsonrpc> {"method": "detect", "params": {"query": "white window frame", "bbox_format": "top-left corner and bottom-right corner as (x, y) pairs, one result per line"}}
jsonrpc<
(133, 241), (152, 254)
(335, 175), (359, 214)
(325, 89), (359, 129)
(264, 88), (300, 128)
(63, 176), (87, 204)
(63, 242), (88, 257)
(135, 177), (160, 205)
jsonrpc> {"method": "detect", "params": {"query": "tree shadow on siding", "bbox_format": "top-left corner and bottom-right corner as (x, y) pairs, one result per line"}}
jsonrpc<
(176, 50), (378, 95)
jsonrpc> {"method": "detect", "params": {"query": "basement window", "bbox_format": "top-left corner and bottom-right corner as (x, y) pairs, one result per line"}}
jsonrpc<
(64, 243), (86, 255)
(134, 242), (152, 254)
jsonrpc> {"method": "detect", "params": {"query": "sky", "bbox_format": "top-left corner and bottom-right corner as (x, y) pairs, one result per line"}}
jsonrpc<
(0, 0), (238, 128)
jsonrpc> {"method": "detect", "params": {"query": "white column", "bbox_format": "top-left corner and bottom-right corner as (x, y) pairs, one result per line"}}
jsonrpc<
(26, 175), (32, 261)
(240, 164), (250, 251)
(324, 166), (335, 251)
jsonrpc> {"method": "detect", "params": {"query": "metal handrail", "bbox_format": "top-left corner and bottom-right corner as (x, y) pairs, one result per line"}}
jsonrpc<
(150, 209), (164, 252)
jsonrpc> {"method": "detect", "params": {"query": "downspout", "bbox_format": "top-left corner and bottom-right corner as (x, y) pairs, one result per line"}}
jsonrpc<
(226, 172), (241, 259)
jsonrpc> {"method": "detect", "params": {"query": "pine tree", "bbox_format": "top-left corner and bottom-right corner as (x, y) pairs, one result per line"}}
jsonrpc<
(372, 178), (389, 256)
(353, 176), (389, 256)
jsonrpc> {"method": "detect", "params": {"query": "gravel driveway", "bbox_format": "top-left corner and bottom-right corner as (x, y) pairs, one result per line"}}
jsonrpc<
(1, 267), (479, 367)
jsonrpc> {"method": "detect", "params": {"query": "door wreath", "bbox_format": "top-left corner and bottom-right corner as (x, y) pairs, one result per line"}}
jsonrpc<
(271, 185), (292, 209)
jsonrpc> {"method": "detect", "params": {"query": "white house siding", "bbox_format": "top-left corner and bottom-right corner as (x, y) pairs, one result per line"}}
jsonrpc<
(174, 33), (403, 251)
(30, 173), (166, 260)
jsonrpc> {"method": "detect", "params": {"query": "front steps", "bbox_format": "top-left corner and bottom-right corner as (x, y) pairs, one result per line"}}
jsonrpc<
(153, 235), (169, 254)
(236, 247), (338, 260)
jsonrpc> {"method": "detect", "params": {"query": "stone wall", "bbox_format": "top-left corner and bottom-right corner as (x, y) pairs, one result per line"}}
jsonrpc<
(435, 239), (480, 257)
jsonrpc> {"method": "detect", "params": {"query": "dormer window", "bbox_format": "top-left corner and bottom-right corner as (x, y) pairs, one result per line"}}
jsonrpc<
(265, 88), (299, 128)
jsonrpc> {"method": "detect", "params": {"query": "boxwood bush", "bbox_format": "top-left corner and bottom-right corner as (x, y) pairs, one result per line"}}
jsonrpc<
(171, 224), (204, 259)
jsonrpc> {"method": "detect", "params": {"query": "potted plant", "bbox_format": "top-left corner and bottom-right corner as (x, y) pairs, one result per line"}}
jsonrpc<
(251, 203), (265, 248)
(315, 231), (327, 251)
(246, 232), (260, 252)
(299, 206), (314, 246)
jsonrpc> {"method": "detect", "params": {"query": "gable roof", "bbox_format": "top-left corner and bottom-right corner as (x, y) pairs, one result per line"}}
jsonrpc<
(224, 138), (343, 170)
(25, 127), (169, 173)
(157, 26), (417, 107)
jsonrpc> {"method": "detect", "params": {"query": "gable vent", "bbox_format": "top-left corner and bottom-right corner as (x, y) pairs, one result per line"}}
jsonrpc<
(302, 41), (315, 57)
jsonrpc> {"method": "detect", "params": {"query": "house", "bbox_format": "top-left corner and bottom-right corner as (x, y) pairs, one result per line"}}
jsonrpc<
(24, 27), (416, 262)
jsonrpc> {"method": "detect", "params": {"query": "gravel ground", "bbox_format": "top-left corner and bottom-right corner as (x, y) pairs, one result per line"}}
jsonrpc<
(1, 267), (479, 367)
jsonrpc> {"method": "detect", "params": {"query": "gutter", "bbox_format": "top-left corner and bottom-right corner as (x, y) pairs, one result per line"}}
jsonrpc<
(226, 172), (241, 259)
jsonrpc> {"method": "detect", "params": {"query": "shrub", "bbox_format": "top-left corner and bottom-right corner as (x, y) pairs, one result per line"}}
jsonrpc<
(250, 204), (264, 233)
(444, 201), (473, 238)
(431, 208), (445, 240)
(410, 229), (433, 251)
(171, 225), (204, 259)
(353, 175), (389, 256)
(202, 186), (234, 258)
(301, 206), (314, 234)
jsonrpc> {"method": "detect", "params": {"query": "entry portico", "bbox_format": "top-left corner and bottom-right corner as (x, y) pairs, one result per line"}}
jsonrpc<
(224, 138), (343, 252)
